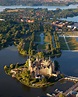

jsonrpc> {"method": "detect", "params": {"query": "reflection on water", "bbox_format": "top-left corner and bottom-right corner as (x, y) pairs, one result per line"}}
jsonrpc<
(60, 16), (78, 22)
(6, 45), (17, 51)
(55, 50), (78, 77)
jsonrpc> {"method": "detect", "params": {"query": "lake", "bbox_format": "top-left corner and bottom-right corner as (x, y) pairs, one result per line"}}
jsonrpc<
(60, 16), (78, 22)
(0, 4), (78, 12)
(0, 45), (77, 97)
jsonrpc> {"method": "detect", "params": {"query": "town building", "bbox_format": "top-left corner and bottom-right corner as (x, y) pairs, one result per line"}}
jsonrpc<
(67, 23), (78, 30)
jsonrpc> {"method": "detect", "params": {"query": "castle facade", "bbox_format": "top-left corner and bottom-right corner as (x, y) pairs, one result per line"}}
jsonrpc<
(28, 57), (56, 78)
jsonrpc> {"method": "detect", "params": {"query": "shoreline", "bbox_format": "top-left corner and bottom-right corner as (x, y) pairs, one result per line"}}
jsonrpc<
(0, 3), (78, 7)
(62, 50), (78, 52)
(0, 4), (78, 12)
(4, 58), (62, 88)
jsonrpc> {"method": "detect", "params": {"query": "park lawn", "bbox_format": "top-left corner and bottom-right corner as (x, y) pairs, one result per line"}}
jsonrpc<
(38, 44), (46, 50)
(34, 35), (41, 42)
(34, 32), (44, 42)
(59, 37), (68, 50)
(35, 32), (42, 36)
(66, 37), (78, 50)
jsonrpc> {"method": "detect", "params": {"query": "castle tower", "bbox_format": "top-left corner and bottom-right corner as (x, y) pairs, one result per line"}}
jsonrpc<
(36, 56), (39, 62)
(52, 61), (55, 72)
(29, 56), (32, 71)
(49, 56), (51, 61)
(47, 65), (52, 75)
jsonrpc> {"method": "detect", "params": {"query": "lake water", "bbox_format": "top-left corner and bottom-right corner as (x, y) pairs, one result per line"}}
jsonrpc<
(60, 16), (78, 22)
(0, 4), (78, 12)
(0, 46), (77, 97)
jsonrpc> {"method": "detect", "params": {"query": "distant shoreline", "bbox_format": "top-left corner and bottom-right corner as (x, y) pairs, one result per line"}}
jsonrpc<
(0, 2), (78, 7)
(62, 50), (78, 52)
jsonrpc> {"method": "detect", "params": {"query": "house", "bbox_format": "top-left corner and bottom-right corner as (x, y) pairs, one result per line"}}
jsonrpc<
(0, 19), (5, 21)
(27, 19), (34, 23)
(67, 23), (78, 30)
(52, 21), (67, 28)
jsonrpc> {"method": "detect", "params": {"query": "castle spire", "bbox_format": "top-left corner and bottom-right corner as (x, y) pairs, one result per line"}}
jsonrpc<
(49, 56), (51, 61)
(29, 56), (32, 70)
(52, 61), (55, 72)
(36, 56), (39, 61)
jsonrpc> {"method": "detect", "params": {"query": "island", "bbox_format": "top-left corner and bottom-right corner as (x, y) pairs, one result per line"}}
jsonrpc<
(4, 57), (63, 88)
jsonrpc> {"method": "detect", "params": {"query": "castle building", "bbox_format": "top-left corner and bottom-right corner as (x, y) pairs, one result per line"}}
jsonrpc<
(28, 57), (56, 78)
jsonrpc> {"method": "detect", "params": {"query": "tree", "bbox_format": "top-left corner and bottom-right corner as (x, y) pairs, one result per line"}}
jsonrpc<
(15, 63), (19, 68)
(10, 64), (14, 69)
(42, 77), (47, 83)
(25, 60), (29, 68)
(54, 60), (60, 71)
(36, 52), (44, 58)
(59, 93), (65, 97)
(4, 65), (8, 70)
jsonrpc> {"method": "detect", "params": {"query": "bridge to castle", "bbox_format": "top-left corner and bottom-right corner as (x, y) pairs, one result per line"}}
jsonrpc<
(64, 76), (78, 82)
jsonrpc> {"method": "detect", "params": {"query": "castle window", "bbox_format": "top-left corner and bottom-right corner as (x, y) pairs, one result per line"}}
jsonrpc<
(47, 66), (49, 68)
(44, 66), (46, 68)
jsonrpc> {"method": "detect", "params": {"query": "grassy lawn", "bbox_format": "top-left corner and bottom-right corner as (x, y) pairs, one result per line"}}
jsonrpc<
(34, 32), (45, 42)
(38, 44), (46, 50)
(35, 32), (43, 36)
(66, 37), (78, 50)
(34, 35), (41, 42)
(59, 37), (68, 50)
